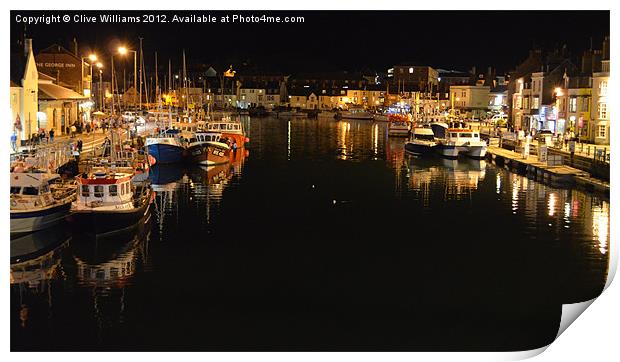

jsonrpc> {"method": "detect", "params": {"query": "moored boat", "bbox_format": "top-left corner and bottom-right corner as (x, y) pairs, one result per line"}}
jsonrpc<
(146, 128), (186, 164)
(69, 168), (153, 235)
(205, 117), (249, 149)
(387, 114), (411, 136)
(405, 125), (437, 155)
(341, 106), (373, 120)
(186, 131), (231, 165)
(10, 171), (75, 235)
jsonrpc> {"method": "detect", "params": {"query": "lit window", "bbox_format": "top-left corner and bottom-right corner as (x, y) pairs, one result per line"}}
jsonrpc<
(597, 125), (607, 138)
(569, 97), (577, 112)
(598, 102), (608, 119)
(599, 80), (608, 96)
(409, 67), (413, 74)
(532, 96), (540, 109)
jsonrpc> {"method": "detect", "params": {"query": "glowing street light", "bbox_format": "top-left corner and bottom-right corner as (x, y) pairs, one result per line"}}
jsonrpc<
(117, 45), (137, 109)
(88, 54), (98, 62)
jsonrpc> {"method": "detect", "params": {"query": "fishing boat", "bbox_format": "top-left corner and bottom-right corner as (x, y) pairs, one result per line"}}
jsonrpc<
(145, 128), (187, 164)
(186, 131), (231, 165)
(387, 114), (411, 136)
(10, 171), (75, 234)
(205, 117), (249, 149)
(341, 105), (373, 120)
(405, 125), (437, 155)
(69, 168), (153, 235)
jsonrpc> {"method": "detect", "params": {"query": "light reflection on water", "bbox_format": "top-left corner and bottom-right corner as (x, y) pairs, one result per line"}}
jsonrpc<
(11, 117), (610, 351)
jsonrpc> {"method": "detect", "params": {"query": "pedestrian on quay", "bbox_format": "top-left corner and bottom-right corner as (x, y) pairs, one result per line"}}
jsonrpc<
(232, 140), (238, 154)
(49, 129), (55, 143)
(70, 124), (77, 138)
(86, 123), (91, 134)
(77, 139), (83, 152)
(10, 133), (17, 152)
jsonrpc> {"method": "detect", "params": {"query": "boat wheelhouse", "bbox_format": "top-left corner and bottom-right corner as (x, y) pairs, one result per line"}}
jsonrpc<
(206, 118), (248, 148)
(434, 122), (487, 159)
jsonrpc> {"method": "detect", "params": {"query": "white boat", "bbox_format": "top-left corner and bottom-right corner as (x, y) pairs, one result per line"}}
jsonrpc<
(318, 111), (337, 119)
(387, 114), (411, 137)
(10, 172), (75, 234)
(373, 113), (389, 122)
(435, 122), (487, 159)
(341, 106), (373, 120)
(404, 126), (437, 155)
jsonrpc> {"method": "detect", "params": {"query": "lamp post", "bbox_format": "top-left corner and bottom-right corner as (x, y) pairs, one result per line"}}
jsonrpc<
(96, 62), (103, 111)
(118, 46), (137, 110)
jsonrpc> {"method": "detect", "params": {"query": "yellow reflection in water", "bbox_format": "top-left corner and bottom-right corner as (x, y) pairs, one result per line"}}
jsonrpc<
(511, 177), (519, 213)
(548, 193), (557, 217)
(373, 123), (379, 158)
(496, 173), (501, 194)
(592, 202), (609, 255)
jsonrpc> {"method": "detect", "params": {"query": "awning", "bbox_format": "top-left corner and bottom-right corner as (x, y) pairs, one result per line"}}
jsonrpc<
(38, 82), (88, 101)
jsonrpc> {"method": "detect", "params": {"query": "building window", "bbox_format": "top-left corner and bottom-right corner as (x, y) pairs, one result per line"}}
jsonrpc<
(569, 97), (577, 112)
(597, 125), (607, 138)
(598, 102), (608, 119)
(581, 97), (589, 112)
(409, 67), (413, 74)
(523, 97), (530, 109)
(599, 80), (608, 96)
(532, 96), (540, 109)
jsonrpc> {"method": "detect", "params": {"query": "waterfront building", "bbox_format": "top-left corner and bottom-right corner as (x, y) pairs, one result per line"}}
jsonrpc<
(590, 36), (610, 144)
(10, 38), (39, 146)
(488, 85), (508, 114)
(389, 64), (439, 92)
(37, 71), (88, 135)
(437, 69), (472, 99)
(35, 42), (90, 94)
(449, 84), (491, 119)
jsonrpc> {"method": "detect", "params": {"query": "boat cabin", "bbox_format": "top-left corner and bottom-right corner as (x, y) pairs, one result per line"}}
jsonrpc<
(413, 127), (436, 141)
(447, 129), (481, 141)
(207, 122), (243, 134)
(10, 173), (57, 210)
(76, 170), (134, 208)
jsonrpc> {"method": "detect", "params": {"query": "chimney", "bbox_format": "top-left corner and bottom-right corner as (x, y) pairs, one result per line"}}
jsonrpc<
(581, 50), (593, 74)
(24, 38), (32, 58)
(603, 36), (610, 60)
(592, 50), (602, 73)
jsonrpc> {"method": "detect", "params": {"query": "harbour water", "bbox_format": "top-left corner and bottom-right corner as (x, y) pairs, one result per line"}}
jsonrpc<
(11, 116), (610, 351)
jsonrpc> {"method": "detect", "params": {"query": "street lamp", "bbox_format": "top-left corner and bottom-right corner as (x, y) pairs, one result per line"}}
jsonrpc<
(81, 53), (98, 96)
(118, 45), (137, 110)
(96, 62), (103, 111)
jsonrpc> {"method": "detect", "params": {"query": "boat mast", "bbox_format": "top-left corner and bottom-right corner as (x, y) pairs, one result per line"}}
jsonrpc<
(139, 37), (143, 111)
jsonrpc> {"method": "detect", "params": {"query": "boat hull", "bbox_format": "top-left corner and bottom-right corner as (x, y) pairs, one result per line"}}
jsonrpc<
(463, 145), (487, 159)
(388, 129), (410, 137)
(187, 144), (230, 165)
(435, 144), (459, 159)
(405, 142), (436, 155)
(147, 143), (185, 164)
(10, 202), (72, 234)
(341, 113), (373, 120)
(68, 189), (153, 236)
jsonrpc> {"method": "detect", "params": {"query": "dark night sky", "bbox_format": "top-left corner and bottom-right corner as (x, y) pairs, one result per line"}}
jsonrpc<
(10, 10), (610, 75)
